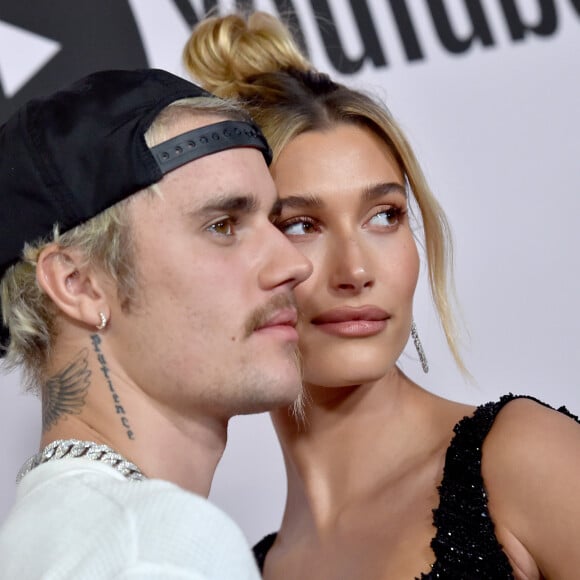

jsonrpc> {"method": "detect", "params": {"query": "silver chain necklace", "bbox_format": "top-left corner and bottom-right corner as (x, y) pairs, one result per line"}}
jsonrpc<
(16, 439), (146, 483)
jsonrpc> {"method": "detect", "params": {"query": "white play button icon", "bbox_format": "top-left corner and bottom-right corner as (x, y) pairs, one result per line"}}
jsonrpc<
(0, 20), (61, 98)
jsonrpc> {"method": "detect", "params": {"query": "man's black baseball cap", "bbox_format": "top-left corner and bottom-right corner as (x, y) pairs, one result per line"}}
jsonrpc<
(0, 68), (272, 354)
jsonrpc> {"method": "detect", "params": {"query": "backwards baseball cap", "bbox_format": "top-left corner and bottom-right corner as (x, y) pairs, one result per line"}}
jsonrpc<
(0, 68), (272, 354)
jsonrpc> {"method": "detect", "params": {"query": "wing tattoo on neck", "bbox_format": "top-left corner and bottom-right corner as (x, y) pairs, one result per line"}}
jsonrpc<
(42, 348), (91, 432)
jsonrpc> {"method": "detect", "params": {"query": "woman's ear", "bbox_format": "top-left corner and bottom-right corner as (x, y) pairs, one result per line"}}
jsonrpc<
(36, 245), (110, 330)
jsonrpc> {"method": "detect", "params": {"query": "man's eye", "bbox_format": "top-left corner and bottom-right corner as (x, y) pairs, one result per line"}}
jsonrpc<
(208, 218), (235, 236)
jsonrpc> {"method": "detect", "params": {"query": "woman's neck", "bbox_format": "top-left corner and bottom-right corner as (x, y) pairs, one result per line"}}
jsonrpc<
(271, 369), (465, 538)
(274, 370), (411, 527)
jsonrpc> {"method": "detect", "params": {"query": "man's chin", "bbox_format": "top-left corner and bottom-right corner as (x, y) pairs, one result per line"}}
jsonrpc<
(235, 383), (304, 417)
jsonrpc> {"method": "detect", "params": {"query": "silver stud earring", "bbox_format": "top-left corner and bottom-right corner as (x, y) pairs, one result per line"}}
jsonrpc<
(96, 312), (108, 331)
(411, 321), (429, 373)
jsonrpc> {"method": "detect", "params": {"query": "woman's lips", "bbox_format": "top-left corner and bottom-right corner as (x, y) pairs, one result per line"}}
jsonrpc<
(311, 306), (390, 338)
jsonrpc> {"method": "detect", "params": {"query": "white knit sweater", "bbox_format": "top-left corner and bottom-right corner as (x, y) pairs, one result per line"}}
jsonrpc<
(0, 458), (259, 579)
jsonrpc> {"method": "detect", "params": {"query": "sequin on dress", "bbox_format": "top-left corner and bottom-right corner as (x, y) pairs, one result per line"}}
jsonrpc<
(253, 394), (579, 579)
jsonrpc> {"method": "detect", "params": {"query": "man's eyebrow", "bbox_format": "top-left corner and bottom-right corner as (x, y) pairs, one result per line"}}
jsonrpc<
(193, 193), (259, 217)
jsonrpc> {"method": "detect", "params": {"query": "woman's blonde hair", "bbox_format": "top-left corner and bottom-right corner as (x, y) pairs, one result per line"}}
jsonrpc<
(1, 96), (249, 390)
(184, 12), (465, 372)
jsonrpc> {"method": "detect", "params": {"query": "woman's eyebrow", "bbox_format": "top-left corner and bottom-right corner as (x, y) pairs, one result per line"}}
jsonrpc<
(363, 182), (406, 201)
(279, 183), (406, 210)
(279, 193), (324, 210)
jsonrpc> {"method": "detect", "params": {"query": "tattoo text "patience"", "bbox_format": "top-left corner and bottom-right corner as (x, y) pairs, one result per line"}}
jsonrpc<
(90, 334), (135, 440)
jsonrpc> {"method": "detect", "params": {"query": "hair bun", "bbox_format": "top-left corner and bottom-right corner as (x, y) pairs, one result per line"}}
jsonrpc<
(184, 12), (310, 99)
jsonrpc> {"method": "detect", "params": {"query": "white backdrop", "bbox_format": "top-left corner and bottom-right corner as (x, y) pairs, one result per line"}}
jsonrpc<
(1, 0), (579, 546)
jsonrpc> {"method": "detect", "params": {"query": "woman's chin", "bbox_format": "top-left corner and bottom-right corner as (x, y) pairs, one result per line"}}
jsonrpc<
(301, 345), (402, 389)
(303, 365), (396, 389)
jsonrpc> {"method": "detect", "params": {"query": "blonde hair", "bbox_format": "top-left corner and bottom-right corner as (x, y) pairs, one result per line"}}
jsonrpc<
(1, 96), (249, 389)
(185, 12), (465, 372)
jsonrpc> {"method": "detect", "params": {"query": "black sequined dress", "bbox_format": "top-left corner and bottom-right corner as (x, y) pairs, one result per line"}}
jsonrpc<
(253, 394), (579, 579)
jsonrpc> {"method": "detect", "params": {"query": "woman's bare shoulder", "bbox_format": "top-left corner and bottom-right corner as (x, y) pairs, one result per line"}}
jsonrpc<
(483, 396), (580, 578)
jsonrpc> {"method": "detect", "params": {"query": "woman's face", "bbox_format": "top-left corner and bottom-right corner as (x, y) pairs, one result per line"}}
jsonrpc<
(271, 123), (420, 387)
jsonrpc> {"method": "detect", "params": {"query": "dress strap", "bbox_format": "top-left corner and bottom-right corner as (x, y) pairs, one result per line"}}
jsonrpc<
(253, 532), (277, 572)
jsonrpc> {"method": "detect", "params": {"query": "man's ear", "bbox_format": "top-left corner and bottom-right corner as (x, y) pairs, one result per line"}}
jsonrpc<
(36, 245), (110, 330)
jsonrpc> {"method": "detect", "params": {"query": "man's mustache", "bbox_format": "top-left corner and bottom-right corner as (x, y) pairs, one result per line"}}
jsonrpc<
(244, 293), (298, 338)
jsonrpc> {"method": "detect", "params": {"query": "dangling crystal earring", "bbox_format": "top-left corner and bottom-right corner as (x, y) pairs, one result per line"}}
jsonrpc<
(411, 321), (429, 373)
(96, 312), (108, 331)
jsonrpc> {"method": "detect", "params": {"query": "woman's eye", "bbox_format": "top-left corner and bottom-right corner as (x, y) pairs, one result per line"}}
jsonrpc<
(208, 218), (235, 236)
(280, 219), (316, 236)
(368, 207), (402, 228)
